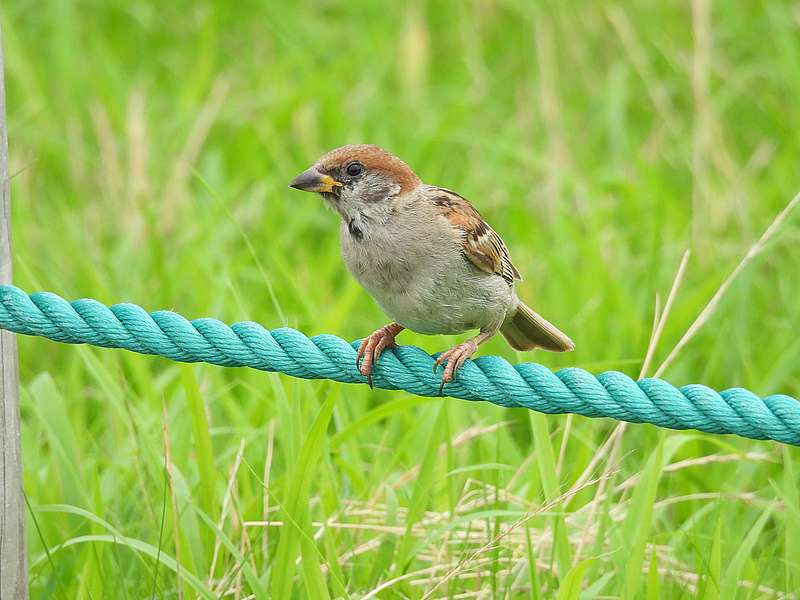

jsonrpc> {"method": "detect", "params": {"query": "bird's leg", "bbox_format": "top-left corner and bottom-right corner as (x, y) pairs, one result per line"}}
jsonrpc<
(356, 322), (405, 388)
(434, 328), (497, 394)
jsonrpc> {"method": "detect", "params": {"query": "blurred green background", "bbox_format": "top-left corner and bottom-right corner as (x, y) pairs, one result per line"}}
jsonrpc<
(3, 1), (800, 598)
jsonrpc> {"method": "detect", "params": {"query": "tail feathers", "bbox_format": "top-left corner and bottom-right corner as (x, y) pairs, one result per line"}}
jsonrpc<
(500, 302), (575, 352)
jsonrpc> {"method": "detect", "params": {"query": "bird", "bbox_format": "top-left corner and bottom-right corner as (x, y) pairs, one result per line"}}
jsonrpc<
(289, 144), (574, 392)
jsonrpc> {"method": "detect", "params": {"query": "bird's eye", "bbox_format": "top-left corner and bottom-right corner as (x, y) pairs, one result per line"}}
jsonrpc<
(346, 162), (363, 177)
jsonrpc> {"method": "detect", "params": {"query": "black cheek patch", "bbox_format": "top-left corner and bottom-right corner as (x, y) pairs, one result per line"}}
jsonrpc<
(348, 218), (364, 241)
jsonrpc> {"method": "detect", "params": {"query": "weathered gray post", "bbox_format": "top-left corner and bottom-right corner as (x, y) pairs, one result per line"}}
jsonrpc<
(0, 23), (27, 600)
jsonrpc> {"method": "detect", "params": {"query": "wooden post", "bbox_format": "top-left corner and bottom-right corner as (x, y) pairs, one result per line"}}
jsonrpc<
(0, 23), (27, 600)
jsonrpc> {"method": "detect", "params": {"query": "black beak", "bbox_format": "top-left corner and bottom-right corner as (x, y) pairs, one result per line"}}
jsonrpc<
(288, 168), (341, 193)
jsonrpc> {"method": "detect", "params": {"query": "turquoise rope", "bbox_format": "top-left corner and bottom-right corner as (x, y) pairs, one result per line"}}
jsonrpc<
(0, 284), (797, 445)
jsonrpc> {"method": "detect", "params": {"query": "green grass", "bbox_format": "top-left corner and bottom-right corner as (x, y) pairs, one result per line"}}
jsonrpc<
(3, 0), (800, 597)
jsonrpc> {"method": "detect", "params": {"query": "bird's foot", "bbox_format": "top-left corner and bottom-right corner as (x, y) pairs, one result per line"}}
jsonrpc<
(356, 323), (403, 388)
(433, 339), (478, 395)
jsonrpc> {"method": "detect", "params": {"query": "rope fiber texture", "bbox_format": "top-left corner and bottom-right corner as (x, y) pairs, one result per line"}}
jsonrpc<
(0, 284), (797, 445)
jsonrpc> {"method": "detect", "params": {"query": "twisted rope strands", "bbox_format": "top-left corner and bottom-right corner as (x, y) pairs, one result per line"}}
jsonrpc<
(0, 285), (797, 445)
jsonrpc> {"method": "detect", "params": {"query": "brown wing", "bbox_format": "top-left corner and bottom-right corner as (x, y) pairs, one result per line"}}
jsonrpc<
(430, 187), (521, 285)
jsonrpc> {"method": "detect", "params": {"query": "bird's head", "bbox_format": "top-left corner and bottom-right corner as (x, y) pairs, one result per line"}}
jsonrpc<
(289, 144), (422, 222)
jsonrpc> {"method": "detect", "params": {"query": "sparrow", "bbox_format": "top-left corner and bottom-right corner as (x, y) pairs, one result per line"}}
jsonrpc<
(289, 144), (575, 391)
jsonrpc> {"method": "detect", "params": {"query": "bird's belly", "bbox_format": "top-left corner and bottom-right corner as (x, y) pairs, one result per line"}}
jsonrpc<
(367, 263), (513, 335)
(340, 220), (514, 335)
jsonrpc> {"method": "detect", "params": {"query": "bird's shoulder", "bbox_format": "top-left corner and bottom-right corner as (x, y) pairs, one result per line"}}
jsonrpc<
(424, 185), (521, 285)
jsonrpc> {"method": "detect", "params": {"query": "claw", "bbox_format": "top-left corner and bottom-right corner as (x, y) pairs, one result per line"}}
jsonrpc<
(433, 340), (479, 394)
(356, 323), (403, 388)
(356, 337), (370, 368)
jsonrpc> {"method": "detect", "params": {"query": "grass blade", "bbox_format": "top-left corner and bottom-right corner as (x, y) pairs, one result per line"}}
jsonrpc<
(621, 434), (664, 599)
(720, 503), (776, 598)
(530, 412), (572, 579)
(269, 392), (338, 598)
(556, 558), (593, 600)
